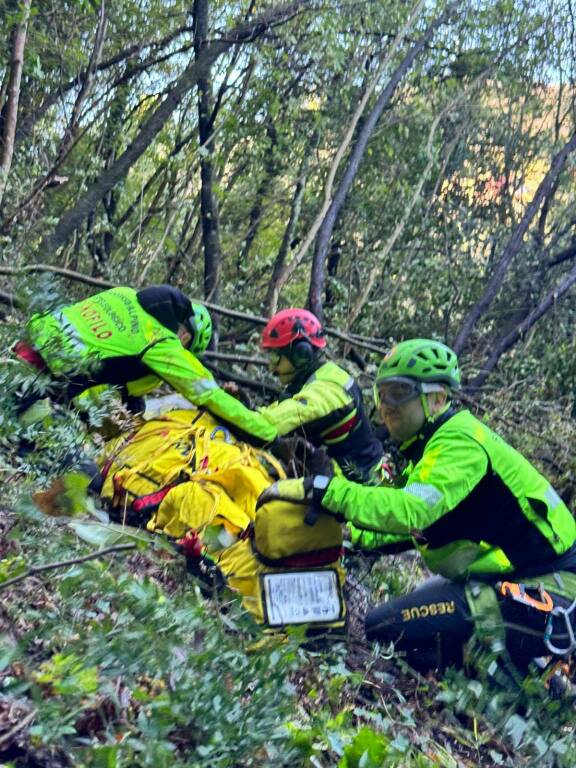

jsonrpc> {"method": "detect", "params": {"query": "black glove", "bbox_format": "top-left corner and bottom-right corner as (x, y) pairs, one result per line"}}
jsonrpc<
(268, 435), (315, 476)
(304, 446), (334, 478)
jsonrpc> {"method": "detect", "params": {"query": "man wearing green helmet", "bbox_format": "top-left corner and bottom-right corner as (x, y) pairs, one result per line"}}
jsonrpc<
(16, 285), (276, 442)
(259, 338), (576, 673)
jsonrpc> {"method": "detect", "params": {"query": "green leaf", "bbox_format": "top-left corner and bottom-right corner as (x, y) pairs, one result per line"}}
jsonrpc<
(68, 520), (153, 548)
(339, 727), (389, 768)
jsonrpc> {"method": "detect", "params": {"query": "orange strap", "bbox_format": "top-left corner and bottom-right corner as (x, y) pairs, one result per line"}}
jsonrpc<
(499, 581), (554, 613)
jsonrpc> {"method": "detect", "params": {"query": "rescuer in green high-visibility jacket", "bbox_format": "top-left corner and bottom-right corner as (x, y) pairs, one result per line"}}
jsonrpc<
(258, 338), (576, 672)
(20, 290), (383, 481)
(20, 285), (276, 442)
(257, 308), (383, 482)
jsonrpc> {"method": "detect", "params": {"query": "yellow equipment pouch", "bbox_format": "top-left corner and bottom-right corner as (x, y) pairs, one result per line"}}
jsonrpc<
(252, 499), (343, 568)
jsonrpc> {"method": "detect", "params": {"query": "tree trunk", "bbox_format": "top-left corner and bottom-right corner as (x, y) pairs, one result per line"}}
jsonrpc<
(264, 131), (317, 314)
(194, 0), (223, 346)
(306, 1), (458, 320)
(453, 131), (576, 355)
(237, 120), (279, 273)
(324, 238), (342, 310)
(0, 0), (31, 209)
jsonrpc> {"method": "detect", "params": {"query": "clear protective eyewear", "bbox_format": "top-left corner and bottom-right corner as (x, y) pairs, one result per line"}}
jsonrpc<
(374, 377), (421, 409)
(374, 377), (447, 409)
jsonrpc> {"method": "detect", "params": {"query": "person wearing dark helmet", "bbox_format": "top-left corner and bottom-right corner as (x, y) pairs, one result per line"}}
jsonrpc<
(258, 338), (576, 674)
(15, 286), (276, 443)
(257, 308), (383, 482)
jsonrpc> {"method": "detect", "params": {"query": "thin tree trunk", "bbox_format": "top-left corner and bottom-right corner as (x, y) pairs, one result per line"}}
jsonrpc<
(453, 130), (576, 354)
(324, 238), (342, 309)
(0, 0), (31, 209)
(264, 131), (317, 314)
(165, 205), (202, 282)
(307, 0), (458, 320)
(471, 258), (576, 388)
(237, 120), (279, 271)
(194, 0), (222, 347)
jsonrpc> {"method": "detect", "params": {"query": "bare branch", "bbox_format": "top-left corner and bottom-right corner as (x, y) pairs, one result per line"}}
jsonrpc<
(0, 261), (388, 354)
(0, 543), (137, 592)
(0, 708), (37, 747)
(453, 130), (576, 354)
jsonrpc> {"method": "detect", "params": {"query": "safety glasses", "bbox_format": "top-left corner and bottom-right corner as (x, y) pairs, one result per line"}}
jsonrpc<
(374, 377), (421, 408)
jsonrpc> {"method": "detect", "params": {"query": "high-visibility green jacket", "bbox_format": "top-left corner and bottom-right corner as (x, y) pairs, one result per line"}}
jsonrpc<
(26, 289), (382, 477)
(323, 409), (576, 579)
(26, 287), (276, 443)
(257, 361), (383, 480)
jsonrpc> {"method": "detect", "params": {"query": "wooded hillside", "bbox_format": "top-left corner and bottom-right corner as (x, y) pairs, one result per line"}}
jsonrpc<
(1, 1), (576, 766)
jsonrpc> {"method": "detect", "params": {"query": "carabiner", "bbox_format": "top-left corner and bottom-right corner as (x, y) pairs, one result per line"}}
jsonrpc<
(210, 426), (232, 443)
(545, 597), (576, 656)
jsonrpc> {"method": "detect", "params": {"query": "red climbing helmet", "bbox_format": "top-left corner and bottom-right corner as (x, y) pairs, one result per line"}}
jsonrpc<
(261, 308), (327, 350)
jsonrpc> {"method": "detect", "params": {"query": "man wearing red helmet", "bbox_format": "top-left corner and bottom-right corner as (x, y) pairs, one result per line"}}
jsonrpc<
(257, 308), (383, 482)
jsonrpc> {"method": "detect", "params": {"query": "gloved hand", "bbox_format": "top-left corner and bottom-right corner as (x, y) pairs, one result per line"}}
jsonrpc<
(256, 474), (333, 511)
(268, 436), (315, 476)
(304, 446), (334, 477)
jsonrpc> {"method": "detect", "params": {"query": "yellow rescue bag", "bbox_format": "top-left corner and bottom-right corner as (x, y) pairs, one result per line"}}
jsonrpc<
(218, 534), (346, 630)
(100, 409), (225, 512)
(99, 407), (284, 537)
(98, 407), (346, 631)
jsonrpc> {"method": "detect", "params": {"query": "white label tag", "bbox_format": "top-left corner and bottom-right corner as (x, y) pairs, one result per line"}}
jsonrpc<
(261, 570), (343, 626)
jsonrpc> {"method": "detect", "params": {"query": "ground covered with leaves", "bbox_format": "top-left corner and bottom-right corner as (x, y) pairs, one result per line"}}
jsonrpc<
(1, 494), (575, 768)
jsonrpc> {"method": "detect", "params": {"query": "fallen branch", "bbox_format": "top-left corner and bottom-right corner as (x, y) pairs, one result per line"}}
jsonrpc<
(0, 707), (37, 747)
(0, 264), (389, 354)
(0, 543), (137, 592)
(203, 360), (282, 397)
(202, 350), (268, 366)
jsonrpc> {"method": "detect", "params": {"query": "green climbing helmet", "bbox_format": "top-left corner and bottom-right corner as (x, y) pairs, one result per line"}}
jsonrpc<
(376, 338), (461, 390)
(186, 302), (212, 354)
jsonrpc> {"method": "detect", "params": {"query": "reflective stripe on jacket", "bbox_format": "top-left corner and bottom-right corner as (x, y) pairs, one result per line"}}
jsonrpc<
(323, 409), (576, 578)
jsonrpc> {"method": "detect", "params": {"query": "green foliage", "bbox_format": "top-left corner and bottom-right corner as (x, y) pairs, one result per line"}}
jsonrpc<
(438, 663), (576, 766)
(1, 515), (303, 767)
(2, 4), (576, 766)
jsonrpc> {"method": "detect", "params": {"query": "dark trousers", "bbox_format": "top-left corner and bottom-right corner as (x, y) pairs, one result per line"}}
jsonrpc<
(365, 576), (571, 673)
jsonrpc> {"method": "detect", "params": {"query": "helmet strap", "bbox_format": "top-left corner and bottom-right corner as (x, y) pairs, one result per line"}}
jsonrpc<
(284, 355), (323, 395)
(401, 405), (456, 463)
(419, 392), (431, 420)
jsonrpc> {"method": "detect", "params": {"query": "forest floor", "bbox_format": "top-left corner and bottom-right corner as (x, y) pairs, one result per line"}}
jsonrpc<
(2, 501), (573, 768)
